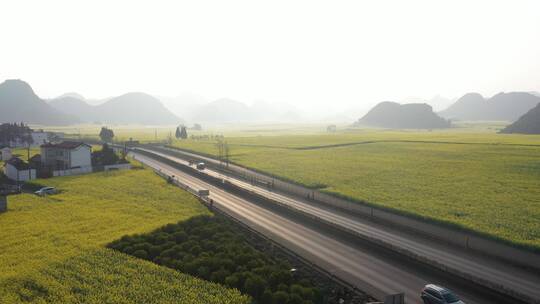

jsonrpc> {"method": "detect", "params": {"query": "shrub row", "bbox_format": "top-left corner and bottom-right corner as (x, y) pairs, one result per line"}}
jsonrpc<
(108, 215), (322, 304)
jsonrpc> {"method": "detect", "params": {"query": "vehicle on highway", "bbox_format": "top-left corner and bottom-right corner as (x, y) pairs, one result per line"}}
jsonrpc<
(421, 284), (464, 304)
(196, 162), (206, 170)
(35, 187), (57, 196)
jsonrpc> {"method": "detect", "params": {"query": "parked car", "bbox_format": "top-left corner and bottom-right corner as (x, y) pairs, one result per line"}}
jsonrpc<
(196, 162), (206, 170)
(35, 187), (57, 196)
(421, 284), (464, 304)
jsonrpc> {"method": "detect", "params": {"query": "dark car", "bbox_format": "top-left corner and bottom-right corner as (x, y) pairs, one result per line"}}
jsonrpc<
(196, 162), (206, 170)
(421, 284), (464, 304)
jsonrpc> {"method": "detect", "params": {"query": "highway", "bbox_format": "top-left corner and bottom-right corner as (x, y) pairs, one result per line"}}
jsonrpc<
(132, 149), (540, 304)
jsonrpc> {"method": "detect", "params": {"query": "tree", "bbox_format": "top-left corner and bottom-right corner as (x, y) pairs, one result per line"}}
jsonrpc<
(175, 127), (181, 139)
(180, 126), (188, 139)
(92, 143), (120, 166)
(272, 291), (290, 303)
(244, 275), (267, 300)
(99, 127), (114, 143)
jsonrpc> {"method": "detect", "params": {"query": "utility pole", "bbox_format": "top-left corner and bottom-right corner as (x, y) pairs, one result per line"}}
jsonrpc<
(224, 141), (230, 168)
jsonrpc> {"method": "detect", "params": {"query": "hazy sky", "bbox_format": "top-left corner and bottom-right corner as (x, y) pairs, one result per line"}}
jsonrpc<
(1, 0), (540, 114)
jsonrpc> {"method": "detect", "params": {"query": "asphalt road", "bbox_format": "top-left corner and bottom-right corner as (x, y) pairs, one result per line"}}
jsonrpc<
(133, 150), (540, 304)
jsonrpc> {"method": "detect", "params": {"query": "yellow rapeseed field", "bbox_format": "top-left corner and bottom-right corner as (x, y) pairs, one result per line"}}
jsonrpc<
(0, 168), (249, 304)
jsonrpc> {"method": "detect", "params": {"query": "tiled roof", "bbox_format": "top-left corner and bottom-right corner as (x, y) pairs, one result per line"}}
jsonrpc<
(41, 141), (91, 150)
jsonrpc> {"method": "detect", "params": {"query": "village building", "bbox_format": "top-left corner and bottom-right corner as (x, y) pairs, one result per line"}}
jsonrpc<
(30, 130), (64, 147)
(31, 131), (50, 146)
(3, 157), (36, 182)
(40, 141), (92, 172)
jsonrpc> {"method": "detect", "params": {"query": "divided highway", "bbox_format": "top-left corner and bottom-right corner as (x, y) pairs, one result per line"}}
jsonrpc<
(132, 148), (540, 304)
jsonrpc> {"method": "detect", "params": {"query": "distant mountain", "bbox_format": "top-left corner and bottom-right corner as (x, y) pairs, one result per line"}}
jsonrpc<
(96, 93), (181, 125)
(49, 96), (98, 122)
(0, 79), (78, 125)
(440, 92), (540, 121)
(438, 93), (485, 121)
(402, 95), (456, 112)
(159, 93), (210, 122)
(356, 102), (451, 129)
(189, 98), (302, 124)
(194, 98), (254, 123)
(50, 92), (182, 125)
(500, 103), (540, 134)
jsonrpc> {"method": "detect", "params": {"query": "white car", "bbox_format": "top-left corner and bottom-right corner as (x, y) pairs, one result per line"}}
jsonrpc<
(35, 187), (57, 196)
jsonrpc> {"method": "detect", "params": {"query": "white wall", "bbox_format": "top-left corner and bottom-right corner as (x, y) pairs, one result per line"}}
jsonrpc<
(4, 164), (36, 181)
(31, 132), (49, 146)
(70, 146), (92, 168)
(53, 166), (92, 177)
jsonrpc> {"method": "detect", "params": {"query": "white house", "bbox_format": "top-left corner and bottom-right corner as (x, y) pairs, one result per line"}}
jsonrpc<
(31, 131), (50, 146)
(41, 141), (92, 174)
(0, 147), (12, 161)
(4, 157), (36, 182)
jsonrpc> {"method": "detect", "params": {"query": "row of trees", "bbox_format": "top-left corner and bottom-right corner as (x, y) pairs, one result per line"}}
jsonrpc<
(189, 134), (224, 141)
(0, 123), (33, 146)
(99, 124), (215, 144)
(108, 215), (323, 304)
(175, 126), (188, 139)
(175, 123), (204, 139)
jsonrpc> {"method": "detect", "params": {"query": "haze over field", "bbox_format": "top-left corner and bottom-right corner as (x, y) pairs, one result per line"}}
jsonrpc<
(1, 0), (540, 121)
(2, 2), (540, 303)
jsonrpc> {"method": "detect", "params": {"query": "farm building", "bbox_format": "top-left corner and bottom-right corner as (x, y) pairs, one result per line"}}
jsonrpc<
(30, 130), (64, 147)
(40, 141), (92, 176)
(31, 131), (50, 146)
(3, 157), (36, 182)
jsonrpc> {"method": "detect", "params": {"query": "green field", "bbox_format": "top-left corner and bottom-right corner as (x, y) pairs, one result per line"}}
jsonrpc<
(33, 123), (540, 249)
(39, 123), (336, 143)
(171, 128), (540, 250)
(0, 168), (248, 303)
